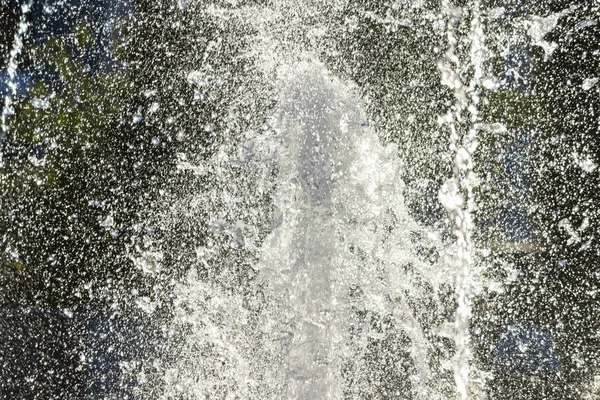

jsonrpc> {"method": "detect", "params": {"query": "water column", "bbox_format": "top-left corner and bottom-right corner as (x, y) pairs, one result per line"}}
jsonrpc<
(438, 1), (485, 398)
(258, 61), (359, 399)
(1, 0), (32, 165)
(257, 55), (447, 397)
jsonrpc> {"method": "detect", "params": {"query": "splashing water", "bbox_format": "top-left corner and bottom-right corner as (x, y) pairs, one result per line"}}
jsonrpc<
(258, 60), (435, 398)
(162, 50), (463, 396)
(4, 0), (599, 398)
(157, 1), (483, 398)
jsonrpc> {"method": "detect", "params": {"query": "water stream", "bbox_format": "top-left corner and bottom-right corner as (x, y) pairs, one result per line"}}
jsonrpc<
(0, 0), (32, 165)
(255, 60), (443, 398)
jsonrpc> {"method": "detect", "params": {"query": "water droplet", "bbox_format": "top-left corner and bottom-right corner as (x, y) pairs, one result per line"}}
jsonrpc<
(148, 102), (160, 113)
(582, 77), (598, 91)
(43, 4), (56, 14)
(31, 97), (50, 109)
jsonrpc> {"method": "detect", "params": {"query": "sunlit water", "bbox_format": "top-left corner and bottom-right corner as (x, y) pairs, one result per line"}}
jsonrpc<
(2, 0), (599, 398)
(155, 0), (475, 396)
(162, 52), (460, 397)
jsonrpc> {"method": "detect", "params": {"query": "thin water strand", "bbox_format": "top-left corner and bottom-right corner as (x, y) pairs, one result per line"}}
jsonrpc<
(1, 0), (32, 165)
(438, 0), (484, 398)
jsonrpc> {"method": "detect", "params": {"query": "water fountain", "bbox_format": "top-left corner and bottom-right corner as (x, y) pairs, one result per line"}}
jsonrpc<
(163, 57), (457, 398)
(1, 0), (599, 399)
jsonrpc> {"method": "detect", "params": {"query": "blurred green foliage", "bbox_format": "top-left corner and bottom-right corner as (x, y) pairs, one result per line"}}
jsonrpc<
(0, 20), (149, 308)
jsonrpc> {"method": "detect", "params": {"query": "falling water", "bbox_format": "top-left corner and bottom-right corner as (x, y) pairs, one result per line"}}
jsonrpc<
(0, 0), (32, 165)
(437, 1), (485, 397)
